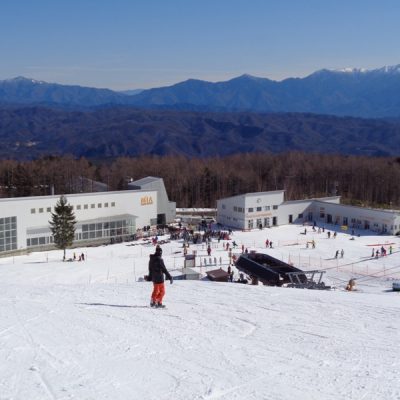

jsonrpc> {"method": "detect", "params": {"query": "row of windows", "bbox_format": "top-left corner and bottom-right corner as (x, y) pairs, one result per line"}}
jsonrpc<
(0, 216), (17, 225)
(0, 223), (16, 232)
(0, 236), (17, 244)
(0, 216), (17, 253)
(30, 202), (116, 214)
(26, 218), (133, 248)
(0, 242), (17, 252)
(247, 217), (273, 229)
(231, 205), (279, 213)
(81, 219), (132, 240)
(317, 214), (396, 231)
(0, 230), (16, 239)
(27, 236), (53, 247)
(248, 205), (278, 212)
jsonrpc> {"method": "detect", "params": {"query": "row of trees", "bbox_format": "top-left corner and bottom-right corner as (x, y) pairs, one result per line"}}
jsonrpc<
(1, 152), (400, 208)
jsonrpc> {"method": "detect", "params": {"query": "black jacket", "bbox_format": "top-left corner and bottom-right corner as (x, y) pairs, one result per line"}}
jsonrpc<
(148, 254), (172, 284)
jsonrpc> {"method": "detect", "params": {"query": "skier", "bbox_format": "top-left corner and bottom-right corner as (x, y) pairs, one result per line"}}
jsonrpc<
(341, 249), (344, 258)
(148, 245), (173, 308)
(335, 250), (339, 258)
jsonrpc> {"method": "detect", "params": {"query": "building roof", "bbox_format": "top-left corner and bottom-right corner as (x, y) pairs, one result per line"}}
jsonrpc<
(72, 177), (109, 193)
(218, 190), (285, 202)
(312, 199), (400, 216)
(130, 176), (162, 186)
(282, 196), (341, 206)
(206, 268), (230, 280)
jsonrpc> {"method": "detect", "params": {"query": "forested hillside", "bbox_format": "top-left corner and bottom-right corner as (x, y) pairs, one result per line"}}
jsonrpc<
(1, 107), (400, 159)
(1, 153), (399, 208)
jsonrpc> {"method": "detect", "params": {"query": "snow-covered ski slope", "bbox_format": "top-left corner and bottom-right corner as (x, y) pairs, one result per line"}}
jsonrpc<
(1, 224), (399, 400)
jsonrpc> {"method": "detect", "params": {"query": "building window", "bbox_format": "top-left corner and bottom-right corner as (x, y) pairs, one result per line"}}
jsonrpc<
(264, 206), (270, 211)
(81, 218), (132, 241)
(104, 203), (109, 208)
(273, 205), (278, 210)
(320, 212), (325, 218)
(298, 213), (303, 219)
(77, 205), (81, 210)
(248, 208), (254, 213)
(84, 204), (88, 209)
(91, 204), (95, 209)
(31, 209), (36, 214)
(221, 204), (226, 210)
(111, 202), (115, 207)
(27, 234), (53, 248)
(256, 207), (262, 212)
(248, 219), (254, 229)
(233, 206), (238, 212)
(98, 203), (102, 208)
(47, 207), (51, 212)
(0, 216), (17, 252)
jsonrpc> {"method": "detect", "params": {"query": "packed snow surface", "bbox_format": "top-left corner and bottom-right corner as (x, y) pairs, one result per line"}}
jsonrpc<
(1, 224), (399, 399)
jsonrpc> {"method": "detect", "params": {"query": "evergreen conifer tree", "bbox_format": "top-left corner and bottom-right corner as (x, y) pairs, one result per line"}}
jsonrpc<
(49, 195), (76, 261)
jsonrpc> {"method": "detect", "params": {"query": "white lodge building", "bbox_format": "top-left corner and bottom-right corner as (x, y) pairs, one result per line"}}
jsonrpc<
(0, 177), (176, 256)
(217, 190), (400, 235)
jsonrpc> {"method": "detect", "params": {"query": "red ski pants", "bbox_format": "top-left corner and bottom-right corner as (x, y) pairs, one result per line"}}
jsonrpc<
(151, 283), (165, 304)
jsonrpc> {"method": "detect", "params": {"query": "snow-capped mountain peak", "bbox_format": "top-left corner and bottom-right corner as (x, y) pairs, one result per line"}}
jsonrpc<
(335, 67), (367, 73)
(332, 64), (400, 74)
(375, 64), (400, 74)
(5, 76), (46, 84)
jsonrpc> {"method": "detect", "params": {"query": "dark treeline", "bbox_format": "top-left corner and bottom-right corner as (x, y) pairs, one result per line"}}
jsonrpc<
(1, 152), (400, 209)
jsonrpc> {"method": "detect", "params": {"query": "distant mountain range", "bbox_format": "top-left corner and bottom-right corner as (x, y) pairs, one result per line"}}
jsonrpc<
(0, 76), (127, 108)
(2, 65), (400, 117)
(1, 106), (400, 160)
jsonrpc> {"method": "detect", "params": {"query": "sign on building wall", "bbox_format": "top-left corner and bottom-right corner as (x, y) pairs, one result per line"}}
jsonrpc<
(141, 196), (153, 206)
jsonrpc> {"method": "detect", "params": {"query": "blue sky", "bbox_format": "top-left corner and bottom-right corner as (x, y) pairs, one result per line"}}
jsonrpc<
(0, 0), (399, 90)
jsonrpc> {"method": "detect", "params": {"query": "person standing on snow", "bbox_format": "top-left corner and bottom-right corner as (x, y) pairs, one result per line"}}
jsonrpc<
(148, 246), (173, 308)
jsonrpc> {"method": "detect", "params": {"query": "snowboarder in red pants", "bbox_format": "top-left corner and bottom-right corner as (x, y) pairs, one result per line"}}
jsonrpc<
(148, 245), (173, 308)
